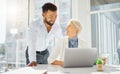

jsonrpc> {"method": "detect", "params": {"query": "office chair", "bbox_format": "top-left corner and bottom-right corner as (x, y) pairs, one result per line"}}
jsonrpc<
(25, 46), (30, 65)
(117, 48), (120, 64)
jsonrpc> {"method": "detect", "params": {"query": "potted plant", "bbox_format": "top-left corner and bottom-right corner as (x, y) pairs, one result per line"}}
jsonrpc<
(96, 58), (103, 71)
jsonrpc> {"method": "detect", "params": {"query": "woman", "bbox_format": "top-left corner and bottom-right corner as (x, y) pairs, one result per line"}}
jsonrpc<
(48, 19), (88, 65)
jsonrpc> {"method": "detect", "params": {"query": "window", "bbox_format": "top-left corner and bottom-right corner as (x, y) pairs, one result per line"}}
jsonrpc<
(57, 0), (71, 35)
(5, 0), (28, 68)
(91, 0), (120, 64)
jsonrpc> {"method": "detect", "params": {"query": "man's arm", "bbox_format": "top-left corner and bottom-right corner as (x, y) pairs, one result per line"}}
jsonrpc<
(27, 61), (37, 66)
(27, 23), (37, 66)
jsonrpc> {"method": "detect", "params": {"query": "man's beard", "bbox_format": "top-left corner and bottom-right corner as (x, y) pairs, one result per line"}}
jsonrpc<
(44, 19), (54, 26)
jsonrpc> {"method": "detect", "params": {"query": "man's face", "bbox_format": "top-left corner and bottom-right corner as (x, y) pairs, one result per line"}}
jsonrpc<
(43, 10), (57, 26)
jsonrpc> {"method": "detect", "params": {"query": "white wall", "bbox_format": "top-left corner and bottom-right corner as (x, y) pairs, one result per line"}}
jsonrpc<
(0, 0), (6, 43)
(29, 0), (35, 24)
(72, 0), (91, 47)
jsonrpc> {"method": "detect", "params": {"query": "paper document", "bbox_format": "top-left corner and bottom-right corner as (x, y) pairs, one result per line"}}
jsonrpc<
(2, 67), (47, 74)
(48, 71), (70, 74)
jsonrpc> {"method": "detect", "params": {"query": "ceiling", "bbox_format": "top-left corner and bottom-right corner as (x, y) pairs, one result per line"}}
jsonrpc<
(91, 0), (120, 25)
(91, 0), (120, 6)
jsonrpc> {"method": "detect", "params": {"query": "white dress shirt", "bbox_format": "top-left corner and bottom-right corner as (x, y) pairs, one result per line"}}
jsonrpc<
(48, 36), (89, 64)
(28, 18), (63, 62)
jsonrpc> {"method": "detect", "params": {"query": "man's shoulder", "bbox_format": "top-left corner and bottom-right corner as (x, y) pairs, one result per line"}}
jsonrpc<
(78, 39), (87, 44)
(52, 22), (60, 28)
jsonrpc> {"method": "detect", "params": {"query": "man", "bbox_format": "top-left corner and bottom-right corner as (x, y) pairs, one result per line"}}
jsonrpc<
(27, 2), (63, 66)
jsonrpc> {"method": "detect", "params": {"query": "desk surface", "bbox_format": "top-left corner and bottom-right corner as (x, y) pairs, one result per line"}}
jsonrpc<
(34, 64), (120, 74)
(2, 64), (120, 74)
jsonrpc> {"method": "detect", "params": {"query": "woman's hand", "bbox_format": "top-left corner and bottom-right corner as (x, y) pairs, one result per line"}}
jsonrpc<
(51, 60), (64, 66)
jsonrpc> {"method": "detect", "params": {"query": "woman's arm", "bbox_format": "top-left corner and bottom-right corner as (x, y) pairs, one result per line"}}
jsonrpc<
(51, 60), (64, 66)
(48, 38), (63, 64)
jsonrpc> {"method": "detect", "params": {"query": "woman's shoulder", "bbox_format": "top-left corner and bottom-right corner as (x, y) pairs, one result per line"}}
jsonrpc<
(58, 36), (68, 40)
(78, 38), (89, 48)
(56, 36), (68, 45)
(79, 39), (87, 43)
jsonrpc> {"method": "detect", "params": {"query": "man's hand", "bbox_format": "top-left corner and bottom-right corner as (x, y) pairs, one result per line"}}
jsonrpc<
(27, 61), (37, 66)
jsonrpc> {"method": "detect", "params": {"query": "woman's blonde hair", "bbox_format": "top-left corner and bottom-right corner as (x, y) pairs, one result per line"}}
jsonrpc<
(68, 19), (82, 35)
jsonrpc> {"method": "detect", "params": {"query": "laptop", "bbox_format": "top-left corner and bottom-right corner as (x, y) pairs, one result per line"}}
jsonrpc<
(63, 48), (97, 68)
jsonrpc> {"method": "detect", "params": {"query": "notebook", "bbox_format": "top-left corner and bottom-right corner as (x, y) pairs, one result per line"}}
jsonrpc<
(63, 48), (97, 68)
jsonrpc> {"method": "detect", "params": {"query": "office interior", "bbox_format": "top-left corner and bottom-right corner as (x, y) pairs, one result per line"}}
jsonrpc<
(0, 0), (120, 70)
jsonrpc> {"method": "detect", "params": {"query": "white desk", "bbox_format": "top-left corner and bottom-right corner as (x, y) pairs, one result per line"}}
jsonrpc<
(2, 64), (120, 74)
(34, 64), (120, 74)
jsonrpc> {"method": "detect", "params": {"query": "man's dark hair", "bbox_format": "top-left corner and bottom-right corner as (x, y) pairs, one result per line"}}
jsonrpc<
(42, 2), (57, 13)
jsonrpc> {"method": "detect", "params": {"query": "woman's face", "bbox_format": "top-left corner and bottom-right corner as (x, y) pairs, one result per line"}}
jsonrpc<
(66, 23), (78, 38)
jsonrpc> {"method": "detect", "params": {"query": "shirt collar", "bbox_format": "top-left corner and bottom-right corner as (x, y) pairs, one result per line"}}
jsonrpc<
(69, 36), (78, 41)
